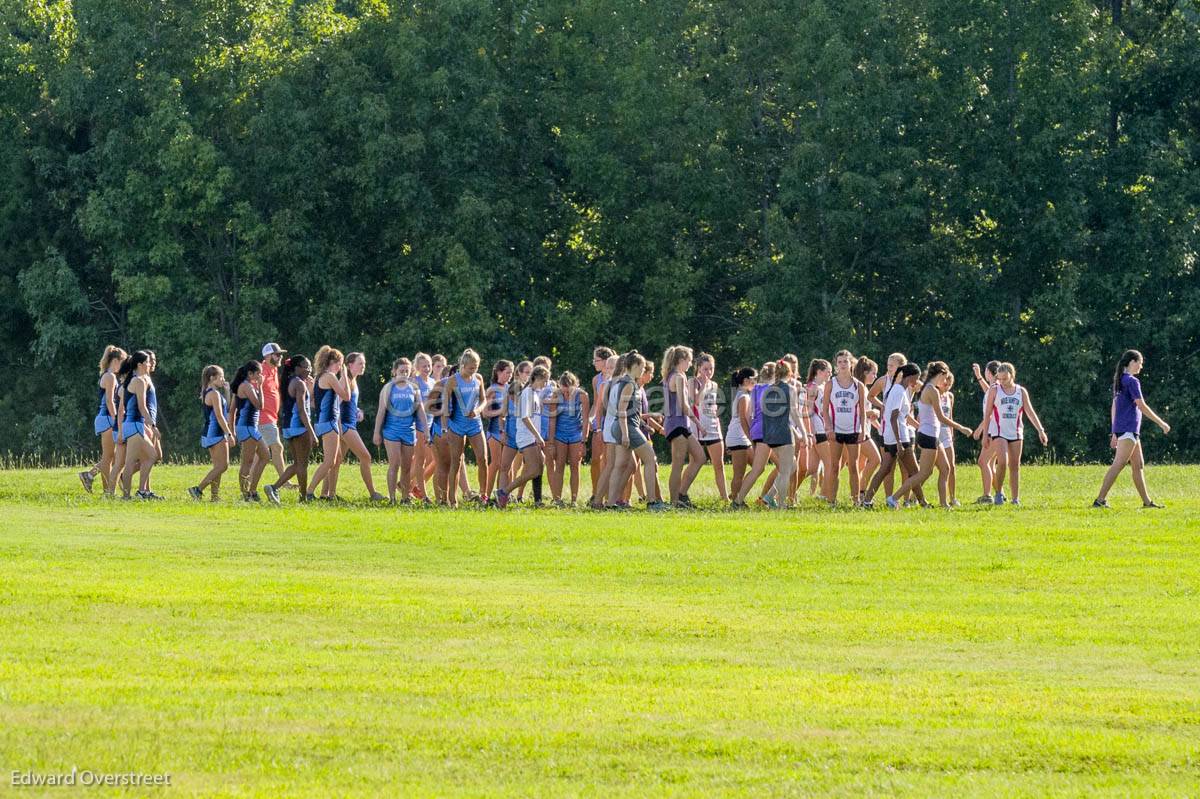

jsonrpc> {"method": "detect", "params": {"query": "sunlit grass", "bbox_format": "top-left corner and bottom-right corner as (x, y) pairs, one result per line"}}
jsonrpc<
(1, 465), (1197, 796)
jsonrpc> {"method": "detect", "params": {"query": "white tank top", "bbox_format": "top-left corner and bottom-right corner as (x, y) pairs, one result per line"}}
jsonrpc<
(808, 382), (826, 435)
(993, 383), (1024, 440)
(693, 379), (722, 441)
(828, 376), (862, 435)
(725, 390), (751, 447)
(938, 391), (954, 447)
(917, 389), (941, 440)
(984, 382), (999, 436)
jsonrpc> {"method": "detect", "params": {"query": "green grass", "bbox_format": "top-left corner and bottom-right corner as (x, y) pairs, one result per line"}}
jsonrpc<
(1, 464), (1198, 796)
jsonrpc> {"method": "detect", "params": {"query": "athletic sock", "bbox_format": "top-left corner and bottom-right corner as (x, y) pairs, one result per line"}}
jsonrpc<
(533, 474), (543, 503)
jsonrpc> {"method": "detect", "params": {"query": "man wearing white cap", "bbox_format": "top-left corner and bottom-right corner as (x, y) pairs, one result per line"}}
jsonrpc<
(259, 342), (290, 482)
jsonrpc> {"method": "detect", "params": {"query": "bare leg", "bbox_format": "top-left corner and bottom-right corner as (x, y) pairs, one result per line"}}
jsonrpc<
(705, 441), (727, 501)
(385, 439), (404, 501)
(467, 434), (487, 501)
(1128, 440), (1151, 503)
(735, 444), (773, 504)
(679, 435), (705, 497)
(197, 442), (230, 499)
(446, 435), (466, 505)
(308, 431), (341, 498)
(589, 430), (606, 495)
(1007, 439), (1024, 502)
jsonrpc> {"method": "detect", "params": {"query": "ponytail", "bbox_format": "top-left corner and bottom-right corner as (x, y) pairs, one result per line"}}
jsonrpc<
(199, 364), (223, 400)
(98, 345), (127, 375)
(230, 360), (262, 401)
(806, 358), (831, 384)
(1113, 349), (1142, 395)
(119, 351), (150, 391)
(730, 367), (757, 389)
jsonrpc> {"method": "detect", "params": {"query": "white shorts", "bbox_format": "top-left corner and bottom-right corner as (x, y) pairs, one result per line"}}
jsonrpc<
(261, 423), (281, 448)
(601, 417), (617, 445)
(1118, 432), (1139, 442)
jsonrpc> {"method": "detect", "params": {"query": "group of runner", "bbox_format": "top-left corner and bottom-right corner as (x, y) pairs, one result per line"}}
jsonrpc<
(80, 343), (1169, 509)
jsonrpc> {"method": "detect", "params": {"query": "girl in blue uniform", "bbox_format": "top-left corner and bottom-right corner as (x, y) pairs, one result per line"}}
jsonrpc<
(265, 356), (317, 504)
(80, 345), (127, 495)
(306, 346), (350, 501)
(230, 360), (269, 501)
(426, 368), (452, 504)
(188, 365), (236, 501)
(443, 348), (488, 507)
(411, 352), (435, 501)
(117, 351), (161, 500)
(373, 357), (430, 503)
(316, 352), (384, 501)
(547, 371), (590, 505)
(483, 360), (514, 502)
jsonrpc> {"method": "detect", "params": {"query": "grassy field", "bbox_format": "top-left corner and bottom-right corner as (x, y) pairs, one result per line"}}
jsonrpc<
(1, 463), (1198, 797)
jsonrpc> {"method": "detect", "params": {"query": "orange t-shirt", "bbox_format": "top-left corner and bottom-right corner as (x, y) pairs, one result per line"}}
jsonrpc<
(260, 362), (281, 425)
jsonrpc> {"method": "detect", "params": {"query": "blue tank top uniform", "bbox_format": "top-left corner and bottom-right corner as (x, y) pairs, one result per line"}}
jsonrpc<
(340, 386), (360, 435)
(282, 378), (310, 440)
(382, 381), (418, 446)
(554, 388), (585, 445)
(94, 373), (115, 435)
(200, 388), (228, 448)
(448, 373), (483, 437)
(235, 391), (262, 443)
(313, 379), (341, 437)
(121, 381), (147, 440)
(146, 381), (158, 426)
(414, 376), (432, 433)
(539, 383), (557, 440)
(504, 391), (520, 449)
(485, 383), (505, 442)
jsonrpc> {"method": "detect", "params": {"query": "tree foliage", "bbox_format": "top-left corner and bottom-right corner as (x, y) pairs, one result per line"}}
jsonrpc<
(2, 0), (1197, 460)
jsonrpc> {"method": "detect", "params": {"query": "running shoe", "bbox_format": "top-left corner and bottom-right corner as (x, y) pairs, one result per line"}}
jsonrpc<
(188, 486), (203, 501)
(264, 485), (281, 505)
(1091, 498), (1110, 509)
(79, 471), (94, 494)
(1142, 500), (1165, 509)
(993, 492), (1007, 505)
(885, 496), (899, 510)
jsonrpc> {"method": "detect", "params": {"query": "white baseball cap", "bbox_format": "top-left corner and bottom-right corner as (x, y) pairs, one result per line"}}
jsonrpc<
(261, 342), (286, 357)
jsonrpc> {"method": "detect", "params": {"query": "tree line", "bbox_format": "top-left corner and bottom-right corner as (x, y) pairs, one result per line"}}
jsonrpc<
(2, 0), (1197, 461)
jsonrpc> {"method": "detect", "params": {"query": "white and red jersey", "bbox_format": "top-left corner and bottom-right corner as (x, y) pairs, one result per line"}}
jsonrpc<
(828, 376), (862, 435)
(808, 382), (826, 435)
(984, 381), (999, 436)
(992, 383), (1024, 440)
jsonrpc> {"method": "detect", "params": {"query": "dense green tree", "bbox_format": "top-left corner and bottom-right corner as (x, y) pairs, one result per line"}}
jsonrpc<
(1, 0), (1197, 461)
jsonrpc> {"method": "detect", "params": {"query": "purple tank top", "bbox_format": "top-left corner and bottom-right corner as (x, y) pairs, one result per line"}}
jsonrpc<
(663, 373), (688, 435)
(748, 383), (768, 440)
